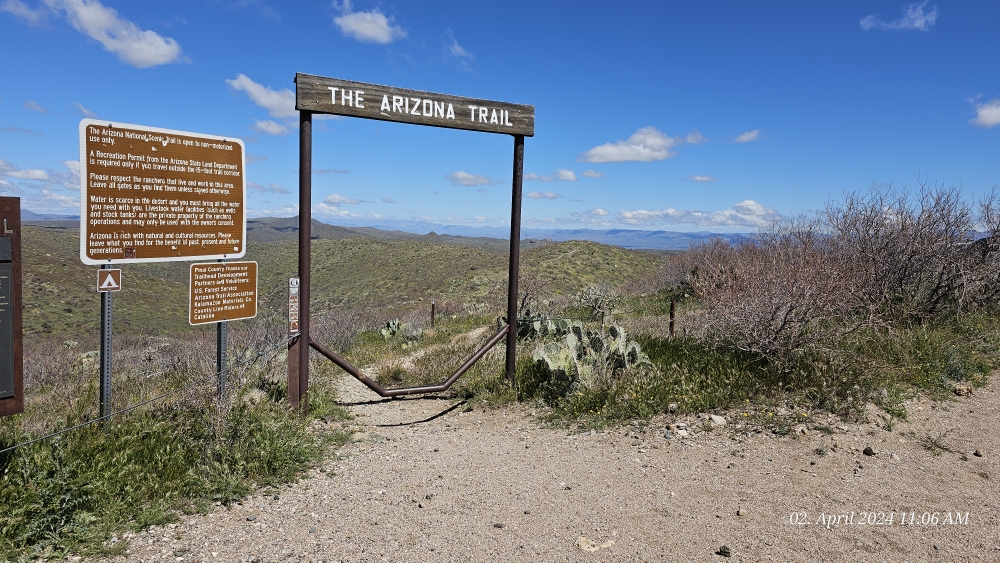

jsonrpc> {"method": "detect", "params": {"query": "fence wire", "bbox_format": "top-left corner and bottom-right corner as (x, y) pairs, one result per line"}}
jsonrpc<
(0, 334), (295, 457)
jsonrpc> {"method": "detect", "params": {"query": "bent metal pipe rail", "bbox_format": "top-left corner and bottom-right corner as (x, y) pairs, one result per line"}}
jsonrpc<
(307, 325), (509, 397)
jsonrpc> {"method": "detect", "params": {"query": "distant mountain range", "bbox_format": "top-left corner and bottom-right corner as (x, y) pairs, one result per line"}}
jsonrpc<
(21, 210), (748, 250)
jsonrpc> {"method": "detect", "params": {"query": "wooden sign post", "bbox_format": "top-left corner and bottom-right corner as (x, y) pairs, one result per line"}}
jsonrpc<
(289, 74), (533, 412)
(0, 197), (22, 418)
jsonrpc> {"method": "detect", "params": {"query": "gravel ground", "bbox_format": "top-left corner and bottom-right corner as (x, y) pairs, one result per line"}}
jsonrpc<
(103, 373), (1000, 562)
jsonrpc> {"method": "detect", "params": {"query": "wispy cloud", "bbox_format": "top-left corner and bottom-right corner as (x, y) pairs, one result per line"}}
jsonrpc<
(245, 153), (268, 164)
(446, 171), (493, 187)
(556, 169), (577, 181)
(43, 0), (184, 67)
(74, 102), (96, 117)
(333, 0), (405, 44)
(579, 126), (681, 163)
(587, 208), (608, 216)
(247, 181), (290, 194)
(685, 130), (708, 144)
(581, 170), (603, 179)
(526, 191), (562, 199)
(250, 119), (290, 136)
(860, 1), (937, 32)
(382, 197), (395, 204)
(23, 100), (48, 113)
(0, 125), (42, 137)
(324, 193), (362, 205)
(617, 199), (780, 228)
(226, 73), (296, 118)
(971, 98), (1000, 128)
(315, 168), (350, 175)
(734, 129), (761, 143)
(691, 175), (716, 182)
(1, 0), (47, 25)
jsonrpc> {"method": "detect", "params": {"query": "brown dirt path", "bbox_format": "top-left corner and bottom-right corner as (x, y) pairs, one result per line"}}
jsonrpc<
(109, 374), (1000, 562)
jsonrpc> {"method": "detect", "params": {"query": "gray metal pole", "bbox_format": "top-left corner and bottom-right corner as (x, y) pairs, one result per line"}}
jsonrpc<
(505, 135), (524, 382)
(99, 264), (113, 419)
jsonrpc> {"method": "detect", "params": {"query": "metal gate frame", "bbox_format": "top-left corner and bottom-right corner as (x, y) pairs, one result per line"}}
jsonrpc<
(287, 83), (528, 412)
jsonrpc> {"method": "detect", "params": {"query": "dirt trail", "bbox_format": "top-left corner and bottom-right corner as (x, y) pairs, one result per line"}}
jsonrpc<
(112, 373), (1000, 562)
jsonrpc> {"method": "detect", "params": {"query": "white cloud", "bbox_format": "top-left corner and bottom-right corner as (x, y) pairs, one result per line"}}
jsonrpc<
(3, 161), (48, 180)
(971, 98), (1000, 128)
(315, 168), (349, 175)
(685, 130), (708, 144)
(556, 169), (577, 181)
(526, 191), (562, 199)
(450, 38), (473, 60)
(579, 126), (680, 163)
(525, 172), (551, 182)
(23, 100), (48, 113)
(247, 181), (290, 194)
(446, 171), (492, 187)
(245, 154), (268, 164)
(226, 73), (296, 118)
(691, 175), (716, 182)
(250, 119), (290, 135)
(1, 0), (47, 24)
(382, 197), (395, 203)
(61, 159), (80, 188)
(860, 1), (937, 32)
(588, 208), (608, 216)
(581, 170), (603, 178)
(333, 1), (405, 44)
(734, 129), (760, 143)
(44, 0), (184, 67)
(324, 193), (361, 205)
(74, 102), (96, 117)
(616, 199), (780, 228)
(0, 125), (42, 137)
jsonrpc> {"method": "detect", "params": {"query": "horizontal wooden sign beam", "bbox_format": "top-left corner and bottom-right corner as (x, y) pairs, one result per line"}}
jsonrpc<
(295, 73), (534, 137)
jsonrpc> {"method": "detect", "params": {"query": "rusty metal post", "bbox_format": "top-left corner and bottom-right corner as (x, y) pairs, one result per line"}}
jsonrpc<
(288, 109), (312, 413)
(669, 298), (676, 338)
(505, 135), (524, 382)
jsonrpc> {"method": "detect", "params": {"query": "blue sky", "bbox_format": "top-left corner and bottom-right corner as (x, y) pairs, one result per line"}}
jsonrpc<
(2, 0), (999, 232)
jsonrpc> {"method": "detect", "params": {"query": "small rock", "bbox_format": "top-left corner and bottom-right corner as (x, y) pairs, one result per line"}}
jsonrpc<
(349, 432), (370, 443)
(667, 403), (678, 413)
(974, 450), (983, 457)
(933, 544), (940, 550)
(953, 383), (973, 396)
(709, 415), (727, 426)
(493, 523), (505, 529)
(676, 429), (689, 437)
(717, 545), (732, 557)
(524, 510), (531, 514)
(309, 527), (316, 533)
(891, 453), (900, 461)
(576, 536), (615, 552)
(736, 508), (746, 517)
(246, 515), (257, 522)
(418, 503), (424, 508)
(796, 426), (809, 436)
(863, 447), (876, 456)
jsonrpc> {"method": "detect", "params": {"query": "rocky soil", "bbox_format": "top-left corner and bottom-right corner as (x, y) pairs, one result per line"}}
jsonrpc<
(103, 374), (1000, 562)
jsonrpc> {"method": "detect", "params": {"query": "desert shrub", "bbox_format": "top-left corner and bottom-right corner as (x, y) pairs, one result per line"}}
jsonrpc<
(675, 184), (1000, 365)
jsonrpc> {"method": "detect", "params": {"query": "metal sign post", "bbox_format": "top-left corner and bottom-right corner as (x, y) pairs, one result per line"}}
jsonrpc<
(98, 264), (114, 419)
(289, 74), (533, 412)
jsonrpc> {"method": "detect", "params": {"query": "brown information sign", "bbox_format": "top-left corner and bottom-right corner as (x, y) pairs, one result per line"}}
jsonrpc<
(189, 261), (258, 325)
(96, 269), (122, 292)
(295, 73), (535, 137)
(79, 119), (247, 265)
(0, 197), (22, 417)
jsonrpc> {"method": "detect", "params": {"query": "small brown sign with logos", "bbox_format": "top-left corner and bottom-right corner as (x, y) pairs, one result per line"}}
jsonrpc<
(79, 119), (246, 265)
(189, 261), (257, 325)
(0, 197), (22, 417)
(96, 269), (122, 292)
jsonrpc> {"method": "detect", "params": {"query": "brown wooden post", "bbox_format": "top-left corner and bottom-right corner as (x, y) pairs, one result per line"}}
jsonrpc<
(505, 135), (524, 382)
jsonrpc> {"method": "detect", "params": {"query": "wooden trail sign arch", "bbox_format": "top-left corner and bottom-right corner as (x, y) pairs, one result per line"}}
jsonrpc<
(289, 73), (534, 411)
